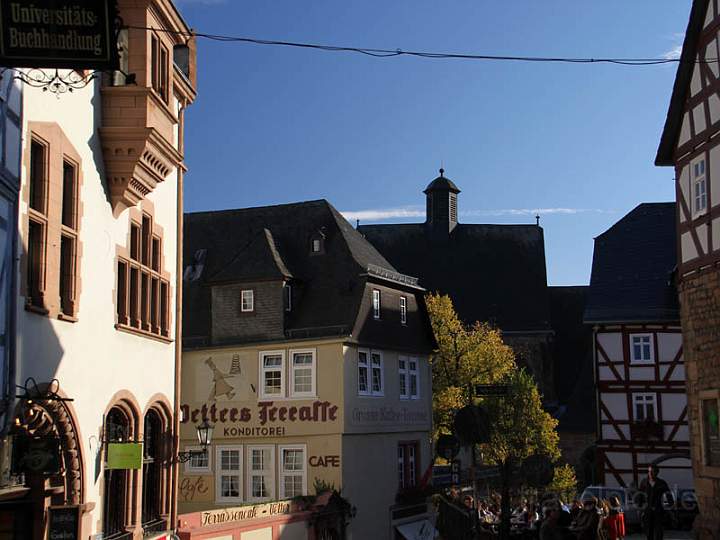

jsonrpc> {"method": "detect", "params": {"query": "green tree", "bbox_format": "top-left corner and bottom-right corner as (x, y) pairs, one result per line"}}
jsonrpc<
(481, 369), (560, 539)
(548, 464), (578, 503)
(425, 293), (515, 439)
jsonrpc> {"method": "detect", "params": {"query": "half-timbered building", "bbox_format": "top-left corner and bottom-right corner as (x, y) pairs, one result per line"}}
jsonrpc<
(656, 0), (720, 534)
(585, 203), (692, 489)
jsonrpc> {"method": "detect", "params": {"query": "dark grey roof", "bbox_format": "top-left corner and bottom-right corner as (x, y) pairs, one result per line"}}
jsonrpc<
(424, 170), (461, 194)
(656, 0), (708, 166)
(184, 199), (404, 345)
(584, 203), (679, 324)
(548, 286), (595, 434)
(359, 222), (551, 332)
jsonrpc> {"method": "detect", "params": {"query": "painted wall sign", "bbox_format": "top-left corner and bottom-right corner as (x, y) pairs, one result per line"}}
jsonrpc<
(309, 455), (340, 467)
(48, 505), (80, 540)
(200, 501), (291, 526)
(106, 442), (142, 470)
(350, 407), (428, 425)
(0, 0), (119, 70)
(181, 401), (339, 438)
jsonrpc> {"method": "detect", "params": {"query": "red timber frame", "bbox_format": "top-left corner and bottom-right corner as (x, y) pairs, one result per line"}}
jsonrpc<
(594, 325), (691, 487)
(674, 0), (720, 277)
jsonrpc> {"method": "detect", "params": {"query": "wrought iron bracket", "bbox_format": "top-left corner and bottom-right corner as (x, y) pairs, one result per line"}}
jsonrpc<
(175, 448), (207, 464)
(0, 67), (136, 97)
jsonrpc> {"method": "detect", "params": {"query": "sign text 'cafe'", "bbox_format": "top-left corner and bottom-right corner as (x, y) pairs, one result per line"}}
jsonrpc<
(181, 400), (339, 437)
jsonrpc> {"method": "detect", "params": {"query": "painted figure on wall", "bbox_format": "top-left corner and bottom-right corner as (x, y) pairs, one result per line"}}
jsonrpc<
(205, 357), (236, 401)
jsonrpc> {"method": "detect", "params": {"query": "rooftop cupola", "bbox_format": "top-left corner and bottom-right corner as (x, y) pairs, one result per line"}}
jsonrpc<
(424, 168), (461, 234)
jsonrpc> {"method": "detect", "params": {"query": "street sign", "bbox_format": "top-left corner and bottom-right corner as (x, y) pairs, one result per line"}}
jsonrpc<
(475, 384), (510, 396)
(436, 434), (460, 460)
(0, 0), (119, 70)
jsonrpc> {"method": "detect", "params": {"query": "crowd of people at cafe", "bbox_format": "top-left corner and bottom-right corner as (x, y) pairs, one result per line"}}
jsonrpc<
(448, 489), (627, 540)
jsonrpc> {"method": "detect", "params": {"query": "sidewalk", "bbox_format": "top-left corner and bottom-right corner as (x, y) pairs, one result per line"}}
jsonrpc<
(626, 532), (692, 540)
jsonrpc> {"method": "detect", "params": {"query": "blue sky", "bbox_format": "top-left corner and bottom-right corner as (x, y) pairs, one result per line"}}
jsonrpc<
(176, 0), (690, 286)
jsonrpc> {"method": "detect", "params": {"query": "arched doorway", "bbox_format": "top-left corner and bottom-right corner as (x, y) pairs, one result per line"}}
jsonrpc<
(8, 380), (84, 540)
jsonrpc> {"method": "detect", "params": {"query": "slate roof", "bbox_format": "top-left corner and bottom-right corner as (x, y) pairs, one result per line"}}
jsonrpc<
(584, 203), (679, 324)
(183, 199), (415, 347)
(656, 0), (709, 166)
(358, 222), (551, 332)
(548, 286), (595, 434)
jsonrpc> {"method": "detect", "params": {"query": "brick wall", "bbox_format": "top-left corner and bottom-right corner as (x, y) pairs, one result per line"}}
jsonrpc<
(211, 281), (284, 344)
(679, 268), (720, 538)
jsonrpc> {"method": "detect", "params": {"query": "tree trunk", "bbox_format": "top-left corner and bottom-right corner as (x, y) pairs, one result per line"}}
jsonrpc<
(500, 459), (511, 540)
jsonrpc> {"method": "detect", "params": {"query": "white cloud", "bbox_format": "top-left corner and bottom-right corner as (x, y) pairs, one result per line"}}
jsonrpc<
(341, 207), (425, 221)
(662, 32), (685, 60)
(663, 44), (682, 60)
(341, 206), (614, 222)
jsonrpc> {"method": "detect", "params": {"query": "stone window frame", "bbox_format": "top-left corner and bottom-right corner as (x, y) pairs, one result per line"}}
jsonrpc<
(699, 390), (720, 476)
(114, 200), (172, 342)
(21, 122), (84, 321)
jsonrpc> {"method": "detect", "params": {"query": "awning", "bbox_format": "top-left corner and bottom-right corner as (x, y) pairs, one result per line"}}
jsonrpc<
(396, 519), (437, 540)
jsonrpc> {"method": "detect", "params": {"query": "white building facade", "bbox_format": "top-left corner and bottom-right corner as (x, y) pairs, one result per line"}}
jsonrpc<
(0, 1), (196, 538)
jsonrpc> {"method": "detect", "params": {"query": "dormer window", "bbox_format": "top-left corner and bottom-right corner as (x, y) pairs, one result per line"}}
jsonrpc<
(400, 296), (407, 325)
(284, 284), (292, 312)
(310, 230), (326, 254)
(373, 289), (381, 319)
(241, 290), (254, 312)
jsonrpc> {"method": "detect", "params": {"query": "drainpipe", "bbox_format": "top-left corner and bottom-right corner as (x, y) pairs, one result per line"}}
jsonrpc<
(171, 104), (185, 532)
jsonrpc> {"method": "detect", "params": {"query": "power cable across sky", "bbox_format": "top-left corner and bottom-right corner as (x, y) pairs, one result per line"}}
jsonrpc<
(129, 25), (697, 67)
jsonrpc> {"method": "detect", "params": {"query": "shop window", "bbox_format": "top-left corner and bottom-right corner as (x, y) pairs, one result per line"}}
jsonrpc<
(216, 446), (243, 503)
(702, 398), (720, 467)
(247, 446), (274, 502)
(103, 407), (131, 537)
(184, 446), (211, 475)
(398, 442), (419, 490)
(279, 445), (306, 499)
(116, 213), (171, 338)
(290, 350), (316, 398)
(142, 410), (164, 531)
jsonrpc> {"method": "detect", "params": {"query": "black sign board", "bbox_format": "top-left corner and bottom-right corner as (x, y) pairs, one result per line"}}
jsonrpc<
(475, 384), (510, 397)
(48, 505), (80, 540)
(12, 435), (61, 474)
(0, 0), (118, 70)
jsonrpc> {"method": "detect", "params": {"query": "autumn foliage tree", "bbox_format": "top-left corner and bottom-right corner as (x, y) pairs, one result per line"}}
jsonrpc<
(427, 293), (561, 540)
(425, 293), (515, 439)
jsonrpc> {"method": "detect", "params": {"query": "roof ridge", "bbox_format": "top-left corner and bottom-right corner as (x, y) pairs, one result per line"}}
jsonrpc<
(186, 199), (329, 218)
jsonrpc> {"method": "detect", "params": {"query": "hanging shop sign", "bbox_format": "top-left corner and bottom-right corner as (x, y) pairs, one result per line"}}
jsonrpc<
(0, 0), (119, 70)
(11, 435), (61, 474)
(106, 442), (142, 470)
(48, 505), (81, 540)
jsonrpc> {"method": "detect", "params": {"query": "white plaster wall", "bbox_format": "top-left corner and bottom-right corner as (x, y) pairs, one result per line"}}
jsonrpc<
(661, 394), (687, 424)
(241, 529), (272, 540)
(599, 366), (615, 381)
(691, 65), (702, 97)
(601, 393), (628, 422)
(657, 333), (682, 363)
(681, 232), (698, 262)
(629, 367), (655, 380)
(597, 333), (622, 362)
(679, 114), (691, 147)
(693, 104), (707, 133)
(706, 1), (715, 28)
(605, 452), (632, 470)
(17, 74), (179, 535)
(712, 145), (720, 208)
(678, 164), (690, 224)
(707, 39), (720, 78)
(710, 94), (720, 125)
(278, 522), (308, 540)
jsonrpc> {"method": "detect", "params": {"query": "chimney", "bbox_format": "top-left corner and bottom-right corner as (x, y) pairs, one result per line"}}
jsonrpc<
(424, 168), (461, 235)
